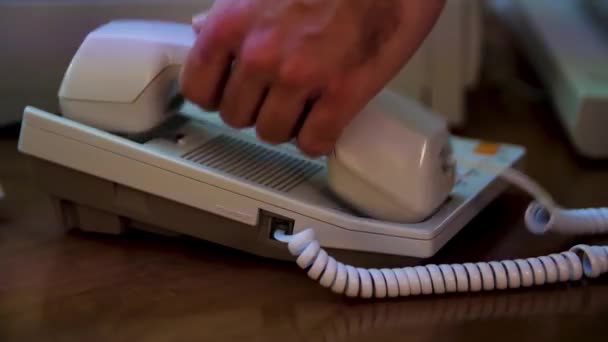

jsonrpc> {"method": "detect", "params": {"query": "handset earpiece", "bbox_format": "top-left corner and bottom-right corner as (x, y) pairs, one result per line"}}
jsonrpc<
(58, 20), (196, 133)
(328, 90), (456, 223)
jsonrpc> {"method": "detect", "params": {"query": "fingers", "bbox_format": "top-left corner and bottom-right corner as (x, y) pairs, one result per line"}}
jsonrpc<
(295, 103), (339, 157)
(183, 11), (348, 157)
(255, 86), (310, 144)
(219, 64), (268, 129)
(180, 14), (245, 111)
(218, 32), (323, 147)
(252, 55), (327, 146)
(296, 83), (356, 157)
(218, 31), (277, 128)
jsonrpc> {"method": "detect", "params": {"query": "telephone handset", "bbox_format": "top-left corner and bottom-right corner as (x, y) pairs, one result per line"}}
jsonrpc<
(57, 20), (608, 298)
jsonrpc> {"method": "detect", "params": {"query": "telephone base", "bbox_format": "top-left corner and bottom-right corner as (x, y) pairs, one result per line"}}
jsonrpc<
(32, 157), (429, 267)
(18, 106), (526, 261)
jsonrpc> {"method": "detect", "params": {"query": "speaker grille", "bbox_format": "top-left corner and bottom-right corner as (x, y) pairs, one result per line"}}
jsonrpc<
(182, 134), (323, 192)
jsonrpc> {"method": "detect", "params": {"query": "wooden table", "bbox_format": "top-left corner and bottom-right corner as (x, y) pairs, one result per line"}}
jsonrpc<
(1, 10), (607, 342)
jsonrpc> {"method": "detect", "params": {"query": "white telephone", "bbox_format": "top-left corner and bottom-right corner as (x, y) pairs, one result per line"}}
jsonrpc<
(58, 20), (455, 224)
(19, 20), (608, 298)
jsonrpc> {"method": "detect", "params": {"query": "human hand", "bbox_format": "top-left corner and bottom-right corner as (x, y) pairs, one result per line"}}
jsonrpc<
(180, 0), (445, 157)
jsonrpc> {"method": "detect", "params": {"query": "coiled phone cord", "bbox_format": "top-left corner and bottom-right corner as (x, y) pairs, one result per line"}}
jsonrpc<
(273, 162), (608, 298)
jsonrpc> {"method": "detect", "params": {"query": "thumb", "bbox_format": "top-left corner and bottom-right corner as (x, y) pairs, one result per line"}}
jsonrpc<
(192, 12), (208, 34)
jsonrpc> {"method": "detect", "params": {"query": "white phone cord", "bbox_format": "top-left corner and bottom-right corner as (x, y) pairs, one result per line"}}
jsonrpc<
(273, 162), (608, 298)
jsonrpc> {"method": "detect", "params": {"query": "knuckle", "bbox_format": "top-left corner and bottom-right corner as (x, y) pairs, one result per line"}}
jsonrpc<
(204, 14), (245, 46)
(239, 35), (280, 74)
(240, 50), (279, 75)
(323, 79), (347, 100)
(279, 59), (322, 87)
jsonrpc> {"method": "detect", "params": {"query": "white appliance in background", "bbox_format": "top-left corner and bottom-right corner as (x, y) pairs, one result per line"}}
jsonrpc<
(0, 0), (482, 128)
(497, 0), (608, 159)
